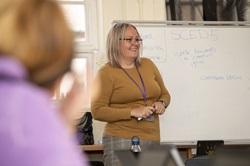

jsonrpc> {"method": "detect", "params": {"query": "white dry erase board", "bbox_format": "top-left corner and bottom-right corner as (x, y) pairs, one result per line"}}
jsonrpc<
(113, 21), (250, 145)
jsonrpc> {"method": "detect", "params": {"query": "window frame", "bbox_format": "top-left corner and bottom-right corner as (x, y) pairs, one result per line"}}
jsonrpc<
(58, 0), (99, 50)
(55, 0), (98, 109)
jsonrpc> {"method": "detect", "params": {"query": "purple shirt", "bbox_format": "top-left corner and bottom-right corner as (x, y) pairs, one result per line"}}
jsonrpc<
(0, 57), (89, 166)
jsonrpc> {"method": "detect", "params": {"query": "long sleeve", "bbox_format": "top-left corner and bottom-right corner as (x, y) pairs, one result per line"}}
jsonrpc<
(91, 66), (132, 122)
(151, 60), (171, 107)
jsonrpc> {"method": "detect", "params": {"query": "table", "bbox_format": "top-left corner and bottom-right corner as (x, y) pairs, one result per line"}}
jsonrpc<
(80, 144), (195, 159)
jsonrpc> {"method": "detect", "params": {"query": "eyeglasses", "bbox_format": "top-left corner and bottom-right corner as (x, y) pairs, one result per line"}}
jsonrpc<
(119, 38), (143, 44)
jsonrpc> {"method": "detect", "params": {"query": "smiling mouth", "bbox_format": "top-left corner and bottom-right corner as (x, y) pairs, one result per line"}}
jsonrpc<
(130, 47), (138, 51)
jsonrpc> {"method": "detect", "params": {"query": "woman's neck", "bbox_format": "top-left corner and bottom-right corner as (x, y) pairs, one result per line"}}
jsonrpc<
(120, 60), (135, 69)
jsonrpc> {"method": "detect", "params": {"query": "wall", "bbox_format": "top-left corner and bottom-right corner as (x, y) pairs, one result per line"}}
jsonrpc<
(165, 0), (250, 21)
(102, 0), (166, 46)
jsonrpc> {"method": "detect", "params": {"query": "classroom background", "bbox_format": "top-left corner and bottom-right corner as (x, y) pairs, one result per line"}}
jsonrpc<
(55, 0), (250, 163)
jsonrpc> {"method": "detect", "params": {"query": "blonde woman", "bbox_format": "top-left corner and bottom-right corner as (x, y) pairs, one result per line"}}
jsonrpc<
(91, 23), (171, 166)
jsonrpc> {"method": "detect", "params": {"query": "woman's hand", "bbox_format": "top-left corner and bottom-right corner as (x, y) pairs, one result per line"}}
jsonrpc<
(131, 106), (155, 119)
(153, 101), (166, 115)
(59, 73), (89, 133)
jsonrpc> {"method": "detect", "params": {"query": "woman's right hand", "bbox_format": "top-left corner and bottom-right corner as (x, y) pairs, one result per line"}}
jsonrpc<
(59, 73), (89, 133)
(130, 106), (155, 119)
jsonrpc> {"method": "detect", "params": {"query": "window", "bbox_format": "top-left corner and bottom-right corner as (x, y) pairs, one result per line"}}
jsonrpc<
(54, 0), (98, 109)
(59, 0), (86, 42)
(59, 0), (99, 50)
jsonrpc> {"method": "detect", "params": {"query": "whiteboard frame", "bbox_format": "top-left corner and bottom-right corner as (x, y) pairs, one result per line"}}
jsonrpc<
(113, 20), (250, 27)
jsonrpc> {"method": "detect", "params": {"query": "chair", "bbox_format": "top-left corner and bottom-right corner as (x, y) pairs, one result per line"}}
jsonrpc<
(89, 161), (104, 166)
(185, 140), (224, 166)
(115, 144), (185, 166)
(211, 147), (250, 166)
(196, 140), (224, 156)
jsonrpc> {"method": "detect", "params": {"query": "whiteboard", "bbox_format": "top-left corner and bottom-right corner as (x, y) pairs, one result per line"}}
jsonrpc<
(116, 21), (250, 144)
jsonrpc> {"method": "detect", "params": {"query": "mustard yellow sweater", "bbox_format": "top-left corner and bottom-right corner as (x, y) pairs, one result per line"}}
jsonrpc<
(91, 58), (170, 141)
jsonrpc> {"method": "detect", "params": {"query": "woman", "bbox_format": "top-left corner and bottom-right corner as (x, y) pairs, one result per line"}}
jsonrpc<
(91, 23), (171, 165)
(0, 0), (89, 165)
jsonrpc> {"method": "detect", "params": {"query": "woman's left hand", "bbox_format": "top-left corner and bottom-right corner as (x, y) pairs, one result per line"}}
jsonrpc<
(152, 101), (166, 115)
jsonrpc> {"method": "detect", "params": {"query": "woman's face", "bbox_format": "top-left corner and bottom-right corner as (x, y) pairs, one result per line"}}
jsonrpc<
(119, 26), (141, 62)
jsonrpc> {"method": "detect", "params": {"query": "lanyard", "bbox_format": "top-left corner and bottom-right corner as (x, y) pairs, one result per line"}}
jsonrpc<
(121, 66), (147, 105)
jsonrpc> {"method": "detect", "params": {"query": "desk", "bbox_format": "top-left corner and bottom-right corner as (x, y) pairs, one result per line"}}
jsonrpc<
(81, 143), (250, 166)
(80, 144), (194, 159)
(176, 145), (195, 159)
(80, 144), (103, 155)
(80, 144), (103, 151)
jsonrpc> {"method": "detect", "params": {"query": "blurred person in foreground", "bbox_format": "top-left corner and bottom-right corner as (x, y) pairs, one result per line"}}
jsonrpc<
(91, 23), (171, 165)
(0, 0), (89, 165)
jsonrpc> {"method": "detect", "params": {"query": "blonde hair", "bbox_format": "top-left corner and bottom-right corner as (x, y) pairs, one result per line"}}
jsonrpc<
(0, 0), (74, 89)
(106, 23), (142, 68)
